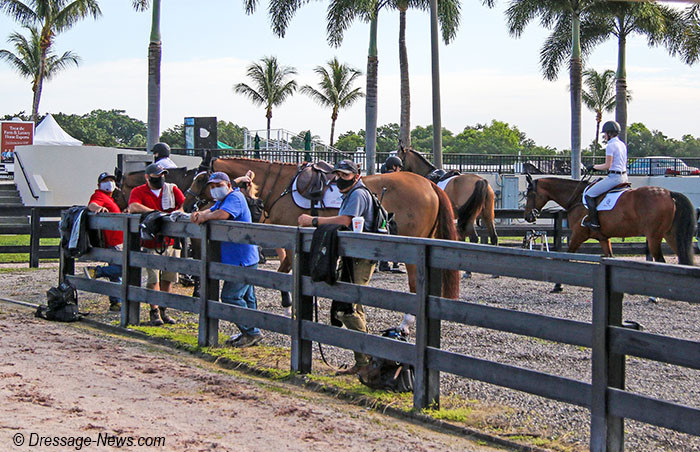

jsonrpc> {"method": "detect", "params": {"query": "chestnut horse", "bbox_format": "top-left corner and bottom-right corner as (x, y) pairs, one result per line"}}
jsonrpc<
(113, 166), (200, 211)
(183, 156), (460, 304)
(397, 147), (498, 245)
(524, 175), (694, 290)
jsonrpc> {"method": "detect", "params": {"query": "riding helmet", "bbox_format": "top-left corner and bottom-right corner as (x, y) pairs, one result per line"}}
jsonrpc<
(151, 142), (171, 157)
(601, 121), (621, 135)
(385, 156), (403, 169)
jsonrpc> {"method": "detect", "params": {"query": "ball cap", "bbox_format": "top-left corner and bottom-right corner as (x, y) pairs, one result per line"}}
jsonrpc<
(97, 171), (116, 182)
(333, 159), (359, 175)
(145, 162), (168, 176)
(207, 172), (231, 185)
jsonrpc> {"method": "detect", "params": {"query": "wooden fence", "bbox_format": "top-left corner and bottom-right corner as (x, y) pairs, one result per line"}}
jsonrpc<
(60, 212), (699, 452)
(0, 206), (66, 267)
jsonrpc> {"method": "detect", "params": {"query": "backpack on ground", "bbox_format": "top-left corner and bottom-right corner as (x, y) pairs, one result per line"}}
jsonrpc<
(35, 281), (80, 322)
(359, 328), (415, 392)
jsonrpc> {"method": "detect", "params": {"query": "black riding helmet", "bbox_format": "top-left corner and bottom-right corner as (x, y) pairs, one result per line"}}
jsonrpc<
(601, 121), (621, 136)
(385, 156), (403, 169)
(151, 142), (171, 158)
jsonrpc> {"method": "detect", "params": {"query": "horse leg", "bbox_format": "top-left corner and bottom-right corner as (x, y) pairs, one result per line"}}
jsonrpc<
(551, 231), (587, 293)
(398, 264), (417, 333)
(646, 238), (666, 303)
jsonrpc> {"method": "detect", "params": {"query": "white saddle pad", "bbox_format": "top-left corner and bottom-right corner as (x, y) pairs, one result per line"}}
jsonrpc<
(582, 187), (629, 211)
(291, 178), (343, 209)
(437, 176), (458, 191)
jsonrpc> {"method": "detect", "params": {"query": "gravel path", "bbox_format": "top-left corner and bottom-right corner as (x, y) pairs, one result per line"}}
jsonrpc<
(5, 256), (699, 452)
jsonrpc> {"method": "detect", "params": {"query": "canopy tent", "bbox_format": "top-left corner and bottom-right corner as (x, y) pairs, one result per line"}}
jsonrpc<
(217, 140), (233, 149)
(34, 114), (82, 146)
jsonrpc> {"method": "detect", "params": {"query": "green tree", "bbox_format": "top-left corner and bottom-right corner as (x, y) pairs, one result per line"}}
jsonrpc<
(131, 0), (162, 152)
(581, 68), (616, 155)
(376, 122), (399, 153)
(217, 121), (246, 149)
(300, 57), (364, 146)
(159, 123), (184, 148)
(0, 25), (80, 116)
(0, 0), (101, 123)
(334, 130), (365, 153)
(233, 56), (297, 142)
(51, 109), (146, 146)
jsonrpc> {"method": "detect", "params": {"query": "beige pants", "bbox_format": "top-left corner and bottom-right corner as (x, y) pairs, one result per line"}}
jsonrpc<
(336, 258), (375, 367)
(144, 247), (180, 286)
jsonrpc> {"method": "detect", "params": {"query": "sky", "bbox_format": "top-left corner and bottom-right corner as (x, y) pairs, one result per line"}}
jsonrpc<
(1, 0), (699, 151)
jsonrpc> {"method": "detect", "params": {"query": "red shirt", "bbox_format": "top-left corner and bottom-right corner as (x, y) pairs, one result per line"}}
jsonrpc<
(128, 184), (185, 249)
(89, 189), (123, 247)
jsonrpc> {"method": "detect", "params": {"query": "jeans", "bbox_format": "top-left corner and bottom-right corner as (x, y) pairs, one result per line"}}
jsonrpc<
(220, 263), (260, 336)
(96, 264), (122, 303)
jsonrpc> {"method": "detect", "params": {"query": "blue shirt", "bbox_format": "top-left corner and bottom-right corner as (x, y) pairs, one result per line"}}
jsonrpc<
(210, 188), (259, 266)
(338, 179), (375, 231)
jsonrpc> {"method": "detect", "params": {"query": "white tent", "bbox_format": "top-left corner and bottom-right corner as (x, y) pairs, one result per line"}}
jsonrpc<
(34, 114), (82, 146)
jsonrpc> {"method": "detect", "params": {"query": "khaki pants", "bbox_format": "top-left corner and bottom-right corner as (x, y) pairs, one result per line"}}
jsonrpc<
(144, 247), (180, 286)
(336, 258), (375, 367)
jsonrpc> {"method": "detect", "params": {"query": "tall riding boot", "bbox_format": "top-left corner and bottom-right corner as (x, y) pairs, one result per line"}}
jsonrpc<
(584, 195), (600, 229)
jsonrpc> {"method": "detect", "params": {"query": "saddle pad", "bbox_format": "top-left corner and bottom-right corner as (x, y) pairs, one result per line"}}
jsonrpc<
(291, 178), (343, 209)
(437, 176), (458, 191)
(582, 187), (629, 211)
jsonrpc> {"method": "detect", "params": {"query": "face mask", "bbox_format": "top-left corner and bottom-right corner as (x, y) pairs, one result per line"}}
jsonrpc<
(99, 181), (115, 192)
(148, 176), (164, 189)
(336, 176), (356, 190)
(210, 186), (230, 201)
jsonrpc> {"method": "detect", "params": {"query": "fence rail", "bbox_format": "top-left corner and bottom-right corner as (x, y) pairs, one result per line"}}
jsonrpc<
(62, 212), (700, 451)
(0, 206), (66, 266)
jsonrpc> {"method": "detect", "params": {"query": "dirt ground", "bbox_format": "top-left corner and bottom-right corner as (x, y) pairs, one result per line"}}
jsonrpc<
(0, 302), (506, 452)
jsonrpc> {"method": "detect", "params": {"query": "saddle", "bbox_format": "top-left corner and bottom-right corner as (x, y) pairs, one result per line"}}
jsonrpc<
(295, 161), (335, 202)
(426, 169), (460, 184)
(589, 181), (631, 201)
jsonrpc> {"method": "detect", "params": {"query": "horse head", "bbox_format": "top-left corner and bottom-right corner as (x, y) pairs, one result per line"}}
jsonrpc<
(182, 170), (211, 213)
(524, 173), (541, 223)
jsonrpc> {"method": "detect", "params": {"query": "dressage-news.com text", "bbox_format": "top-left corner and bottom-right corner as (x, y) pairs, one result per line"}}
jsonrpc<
(11, 431), (166, 449)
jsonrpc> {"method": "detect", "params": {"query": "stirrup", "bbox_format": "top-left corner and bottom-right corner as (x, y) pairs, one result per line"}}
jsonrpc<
(581, 215), (600, 229)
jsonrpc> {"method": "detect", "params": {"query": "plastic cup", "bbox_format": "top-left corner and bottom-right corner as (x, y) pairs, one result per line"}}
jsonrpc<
(352, 216), (365, 233)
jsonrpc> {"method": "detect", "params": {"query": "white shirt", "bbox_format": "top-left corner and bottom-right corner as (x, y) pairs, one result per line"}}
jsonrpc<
(606, 136), (627, 172)
(155, 157), (178, 169)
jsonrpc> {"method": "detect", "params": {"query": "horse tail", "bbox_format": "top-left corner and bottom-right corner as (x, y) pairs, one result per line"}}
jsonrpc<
(670, 191), (695, 266)
(456, 179), (488, 239)
(431, 183), (460, 299)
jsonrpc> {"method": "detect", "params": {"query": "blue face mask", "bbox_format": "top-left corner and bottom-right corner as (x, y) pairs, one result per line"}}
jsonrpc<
(210, 186), (230, 201)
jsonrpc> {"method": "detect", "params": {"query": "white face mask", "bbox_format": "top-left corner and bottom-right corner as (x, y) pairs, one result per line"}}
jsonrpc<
(210, 186), (230, 201)
(99, 181), (116, 193)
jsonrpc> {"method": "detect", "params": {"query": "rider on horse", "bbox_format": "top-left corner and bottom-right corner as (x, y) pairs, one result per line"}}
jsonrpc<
(583, 120), (627, 230)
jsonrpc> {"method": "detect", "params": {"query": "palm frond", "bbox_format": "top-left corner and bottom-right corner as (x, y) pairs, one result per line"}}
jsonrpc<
(0, 0), (37, 26)
(53, 0), (102, 34)
(131, 0), (150, 12)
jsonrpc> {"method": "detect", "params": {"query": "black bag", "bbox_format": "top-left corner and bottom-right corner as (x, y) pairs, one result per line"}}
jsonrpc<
(36, 281), (80, 322)
(359, 328), (415, 392)
(309, 224), (346, 285)
(59, 206), (100, 258)
(139, 211), (170, 253)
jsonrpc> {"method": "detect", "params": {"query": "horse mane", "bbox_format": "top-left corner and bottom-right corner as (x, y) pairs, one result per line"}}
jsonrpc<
(216, 156), (298, 167)
(408, 149), (436, 171)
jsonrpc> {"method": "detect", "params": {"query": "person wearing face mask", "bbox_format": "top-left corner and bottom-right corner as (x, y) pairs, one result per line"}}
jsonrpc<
(127, 162), (186, 326)
(84, 171), (124, 312)
(298, 159), (376, 376)
(190, 172), (262, 348)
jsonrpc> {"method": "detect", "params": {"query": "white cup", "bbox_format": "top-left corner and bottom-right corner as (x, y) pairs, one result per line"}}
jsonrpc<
(352, 216), (365, 233)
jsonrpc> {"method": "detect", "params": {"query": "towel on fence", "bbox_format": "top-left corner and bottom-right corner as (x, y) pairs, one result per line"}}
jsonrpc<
(161, 182), (176, 211)
(59, 206), (93, 257)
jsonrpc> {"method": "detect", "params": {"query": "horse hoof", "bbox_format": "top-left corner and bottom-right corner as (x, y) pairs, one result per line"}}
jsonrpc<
(280, 291), (292, 308)
(648, 297), (658, 303)
(491, 274), (500, 279)
(462, 272), (472, 279)
(550, 285), (563, 293)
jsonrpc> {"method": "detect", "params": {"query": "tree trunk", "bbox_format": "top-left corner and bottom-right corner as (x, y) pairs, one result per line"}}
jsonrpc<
(266, 110), (272, 149)
(615, 25), (628, 144)
(146, 0), (162, 152)
(330, 110), (338, 146)
(365, 12), (379, 175)
(594, 115), (601, 159)
(31, 74), (43, 124)
(570, 14), (582, 180)
(429, 0), (442, 169)
(398, 8), (411, 148)
(32, 28), (50, 124)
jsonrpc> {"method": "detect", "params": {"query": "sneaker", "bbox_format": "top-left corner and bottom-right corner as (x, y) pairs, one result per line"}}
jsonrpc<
(83, 266), (97, 279)
(390, 264), (405, 274)
(224, 333), (244, 346)
(159, 307), (176, 325)
(231, 333), (262, 348)
(378, 262), (391, 272)
(109, 300), (121, 312)
(149, 308), (164, 326)
(335, 364), (369, 376)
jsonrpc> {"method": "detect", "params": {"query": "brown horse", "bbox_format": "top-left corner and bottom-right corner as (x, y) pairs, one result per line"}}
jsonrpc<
(113, 166), (200, 210)
(524, 174), (695, 266)
(184, 156), (460, 304)
(397, 147), (498, 245)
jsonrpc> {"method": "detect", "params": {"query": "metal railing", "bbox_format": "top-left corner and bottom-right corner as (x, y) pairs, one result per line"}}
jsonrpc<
(63, 212), (699, 451)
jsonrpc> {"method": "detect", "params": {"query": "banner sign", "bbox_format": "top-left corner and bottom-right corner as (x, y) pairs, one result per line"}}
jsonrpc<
(1, 121), (34, 162)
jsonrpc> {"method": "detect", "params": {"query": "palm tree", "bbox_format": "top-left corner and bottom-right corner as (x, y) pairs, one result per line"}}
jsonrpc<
(300, 58), (364, 146)
(233, 56), (298, 142)
(131, 0), (161, 152)
(0, 0), (101, 123)
(538, 1), (683, 145)
(581, 68), (616, 156)
(0, 25), (80, 112)
(506, 0), (598, 179)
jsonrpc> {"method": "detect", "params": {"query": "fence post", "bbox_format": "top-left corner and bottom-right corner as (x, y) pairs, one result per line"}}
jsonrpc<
(414, 244), (441, 409)
(29, 208), (40, 268)
(553, 211), (564, 251)
(121, 215), (141, 327)
(291, 228), (312, 373)
(590, 261), (625, 452)
(198, 223), (220, 347)
(58, 211), (74, 284)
